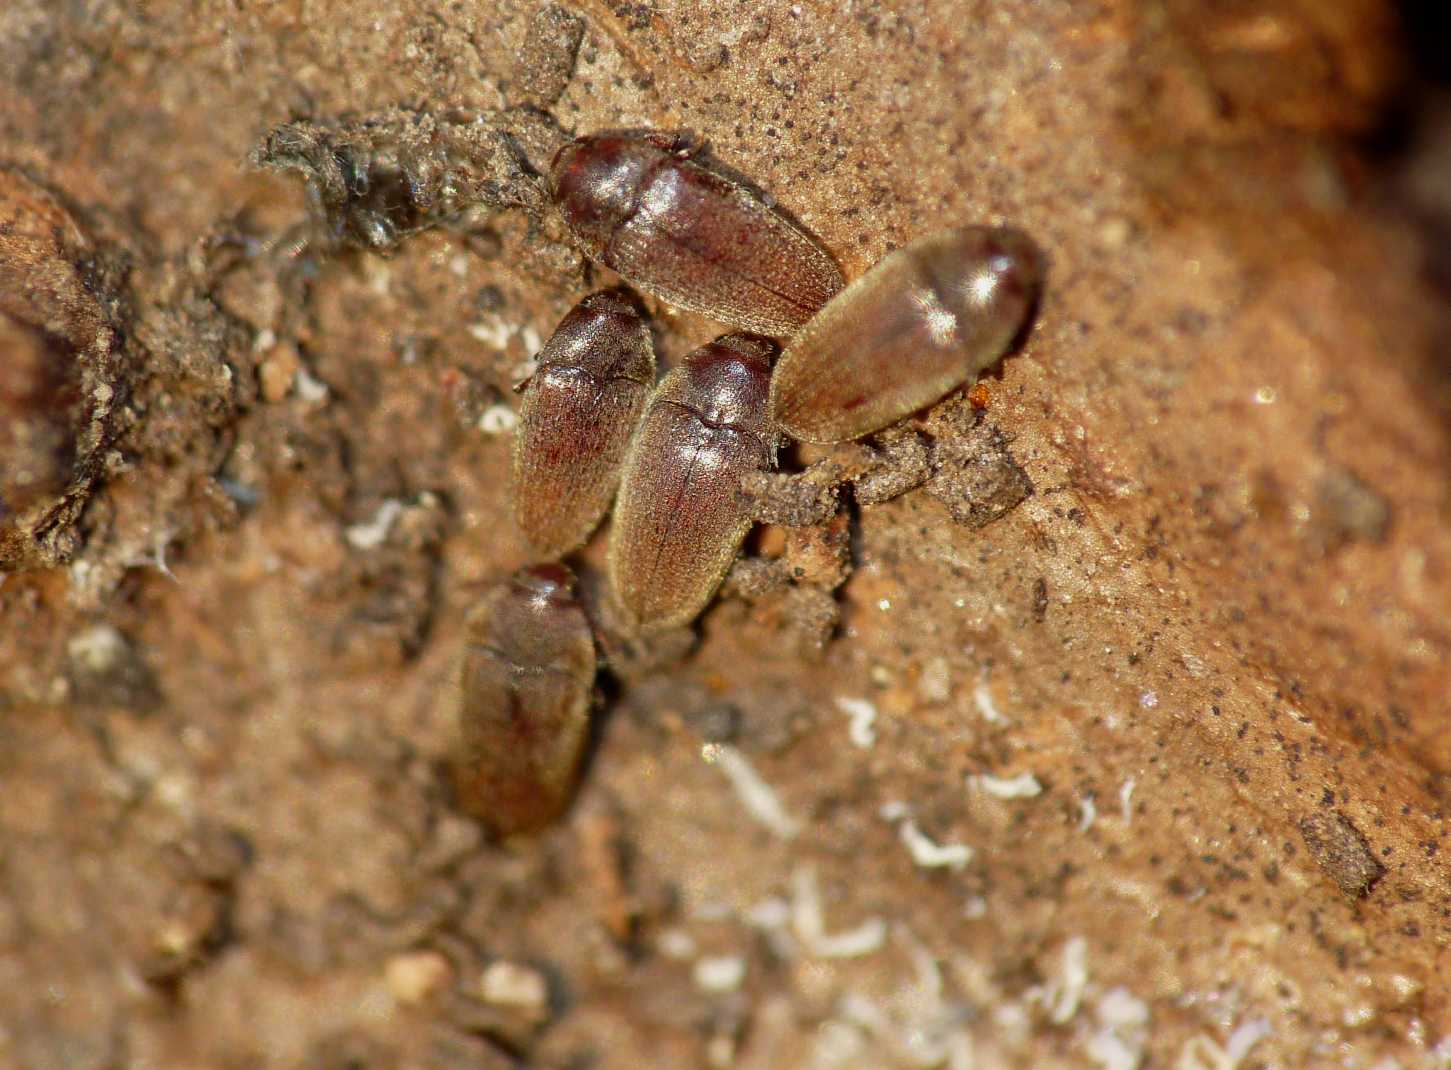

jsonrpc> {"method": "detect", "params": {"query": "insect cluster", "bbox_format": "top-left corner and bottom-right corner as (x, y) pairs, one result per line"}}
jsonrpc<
(457, 131), (1043, 836)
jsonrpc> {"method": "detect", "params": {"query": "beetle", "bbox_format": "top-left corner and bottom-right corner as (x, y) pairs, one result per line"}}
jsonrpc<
(551, 132), (843, 336)
(768, 226), (1043, 442)
(509, 288), (656, 558)
(450, 563), (597, 837)
(608, 333), (776, 631)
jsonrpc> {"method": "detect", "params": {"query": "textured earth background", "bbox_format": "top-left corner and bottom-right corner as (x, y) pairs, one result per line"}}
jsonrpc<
(2, 1), (1450, 1067)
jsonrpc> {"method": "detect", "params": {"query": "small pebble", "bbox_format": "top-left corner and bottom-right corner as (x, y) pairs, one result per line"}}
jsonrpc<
(480, 960), (549, 1010)
(386, 950), (453, 1004)
(693, 955), (747, 993)
(258, 342), (300, 402)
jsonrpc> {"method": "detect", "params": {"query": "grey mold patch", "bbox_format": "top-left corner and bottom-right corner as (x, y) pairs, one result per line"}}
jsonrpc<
(1310, 467), (1391, 549)
(1298, 810), (1385, 898)
(925, 421), (1033, 528)
(252, 107), (568, 251)
(65, 623), (162, 711)
(852, 428), (933, 506)
(723, 556), (792, 601)
(512, 5), (585, 108)
(740, 465), (841, 527)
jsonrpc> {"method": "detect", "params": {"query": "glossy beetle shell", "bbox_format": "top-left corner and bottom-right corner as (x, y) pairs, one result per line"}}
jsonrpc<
(510, 289), (656, 558)
(769, 226), (1043, 442)
(608, 334), (776, 630)
(551, 133), (844, 336)
(451, 564), (597, 836)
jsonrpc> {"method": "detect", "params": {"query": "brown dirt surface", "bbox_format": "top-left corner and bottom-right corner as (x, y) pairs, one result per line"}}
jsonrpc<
(3, 1), (1450, 1068)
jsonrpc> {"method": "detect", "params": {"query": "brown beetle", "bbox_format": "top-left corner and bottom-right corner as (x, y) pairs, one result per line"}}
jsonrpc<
(609, 334), (776, 631)
(509, 289), (656, 558)
(451, 564), (597, 837)
(551, 132), (844, 336)
(769, 226), (1043, 442)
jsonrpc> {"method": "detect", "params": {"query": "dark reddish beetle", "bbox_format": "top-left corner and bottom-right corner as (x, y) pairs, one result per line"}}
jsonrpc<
(509, 288), (656, 558)
(608, 333), (776, 631)
(769, 226), (1043, 442)
(551, 132), (844, 336)
(451, 564), (597, 837)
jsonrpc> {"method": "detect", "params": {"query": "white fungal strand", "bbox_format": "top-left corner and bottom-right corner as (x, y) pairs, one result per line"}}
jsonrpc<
(835, 696), (878, 748)
(706, 744), (801, 839)
(969, 771), (1043, 799)
(899, 819), (973, 870)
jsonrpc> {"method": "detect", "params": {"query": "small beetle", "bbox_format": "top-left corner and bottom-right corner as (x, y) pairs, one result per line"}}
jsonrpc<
(510, 288), (656, 558)
(451, 564), (597, 837)
(768, 226), (1043, 442)
(551, 132), (844, 336)
(609, 333), (776, 631)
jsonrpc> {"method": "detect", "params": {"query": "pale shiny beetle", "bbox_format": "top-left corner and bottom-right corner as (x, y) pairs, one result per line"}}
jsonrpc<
(768, 225), (1043, 443)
